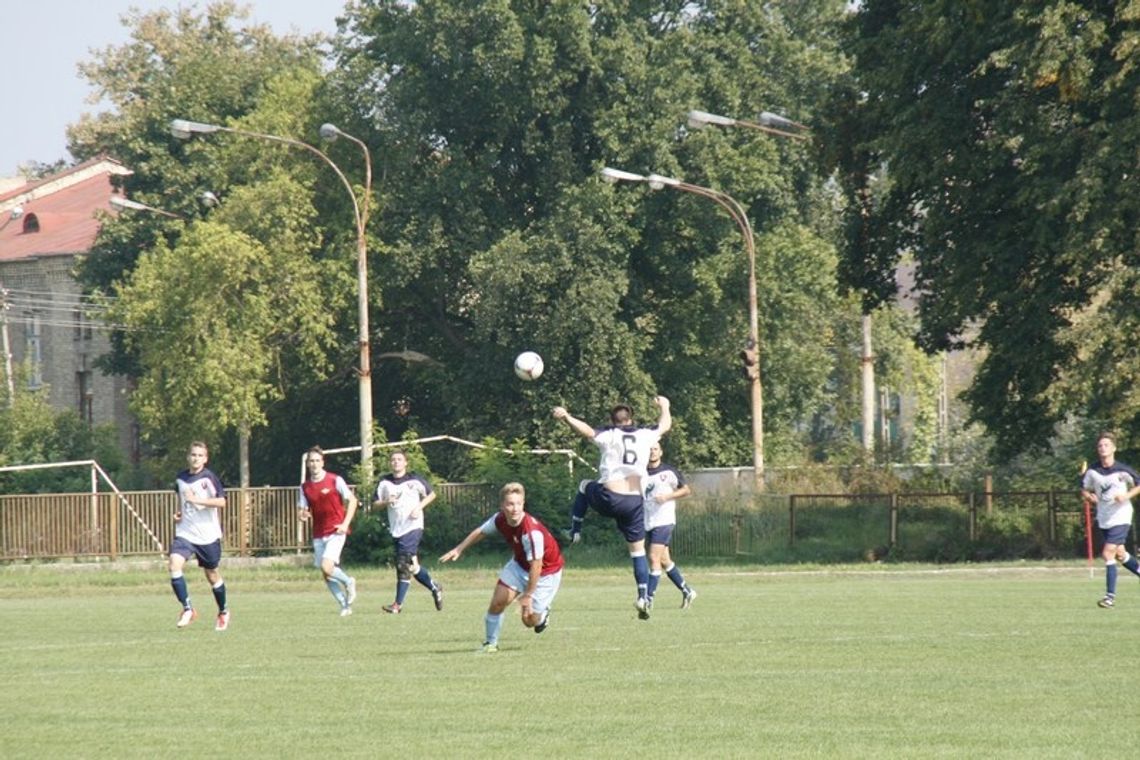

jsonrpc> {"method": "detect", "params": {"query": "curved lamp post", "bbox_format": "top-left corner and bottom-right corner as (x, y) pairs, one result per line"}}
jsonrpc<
(601, 167), (764, 491)
(171, 118), (376, 485)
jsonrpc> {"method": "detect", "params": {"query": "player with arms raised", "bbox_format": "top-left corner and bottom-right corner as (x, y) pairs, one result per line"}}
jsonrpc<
(553, 396), (671, 619)
(1082, 431), (1140, 608)
(440, 482), (563, 653)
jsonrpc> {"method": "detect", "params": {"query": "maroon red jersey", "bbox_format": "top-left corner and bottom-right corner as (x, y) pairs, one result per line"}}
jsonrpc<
(492, 511), (564, 576)
(299, 472), (353, 539)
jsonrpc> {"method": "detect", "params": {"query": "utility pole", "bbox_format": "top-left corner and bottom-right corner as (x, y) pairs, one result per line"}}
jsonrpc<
(0, 280), (14, 408)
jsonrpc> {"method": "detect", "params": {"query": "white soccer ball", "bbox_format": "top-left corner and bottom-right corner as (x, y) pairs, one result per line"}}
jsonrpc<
(514, 351), (544, 381)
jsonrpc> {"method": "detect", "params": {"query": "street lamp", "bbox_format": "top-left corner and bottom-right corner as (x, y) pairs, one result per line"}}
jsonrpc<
(686, 109), (811, 141)
(109, 196), (184, 218)
(171, 118), (376, 485)
(601, 166), (765, 491)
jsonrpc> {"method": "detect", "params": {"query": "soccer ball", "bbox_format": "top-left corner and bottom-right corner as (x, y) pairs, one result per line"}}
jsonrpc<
(514, 351), (544, 381)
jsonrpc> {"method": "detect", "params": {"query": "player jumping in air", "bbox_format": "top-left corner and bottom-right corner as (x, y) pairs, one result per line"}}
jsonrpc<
(553, 396), (671, 619)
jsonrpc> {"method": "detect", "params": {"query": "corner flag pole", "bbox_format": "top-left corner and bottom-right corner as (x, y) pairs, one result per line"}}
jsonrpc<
(1081, 460), (1094, 579)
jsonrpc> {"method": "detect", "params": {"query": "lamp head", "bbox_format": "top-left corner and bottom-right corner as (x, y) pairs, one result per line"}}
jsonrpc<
(687, 110), (735, 129)
(319, 123), (342, 142)
(600, 167), (646, 184)
(170, 118), (221, 139)
(200, 191), (219, 208)
(645, 173), (680, 191)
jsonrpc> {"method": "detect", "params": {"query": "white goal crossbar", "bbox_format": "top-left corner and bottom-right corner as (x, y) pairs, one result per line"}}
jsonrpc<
(299, 434), (594, 484)
(0, 458), (164, 553)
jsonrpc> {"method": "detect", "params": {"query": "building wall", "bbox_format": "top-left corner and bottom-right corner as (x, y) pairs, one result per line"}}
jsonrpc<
(1, 255), (137, 459)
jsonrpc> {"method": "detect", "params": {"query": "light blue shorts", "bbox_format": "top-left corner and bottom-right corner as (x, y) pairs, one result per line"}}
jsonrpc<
(498, 561), (561, 613)
(313, 533), (347, 566)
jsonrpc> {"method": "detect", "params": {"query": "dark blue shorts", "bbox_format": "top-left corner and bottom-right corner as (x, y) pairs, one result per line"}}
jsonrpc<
(1101, 524), (1130, 545)
(646, 525), (674, 547)
(393, 528), (424, 557)
(584, 482), (646, 543)
(169, 536), (223, 570)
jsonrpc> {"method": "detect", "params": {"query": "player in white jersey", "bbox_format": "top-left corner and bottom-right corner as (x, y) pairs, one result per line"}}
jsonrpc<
(1081, 432), (1140, 608)
(372, 450), (443, 614)
(553, 396), (671, 619)
(168, 441), (230, 631)
(644, 442), (696, 609)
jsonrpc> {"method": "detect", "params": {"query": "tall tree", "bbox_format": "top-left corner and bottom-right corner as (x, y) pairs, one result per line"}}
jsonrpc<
(828, 1), (1140, 458)
(336, 0), (853, 467)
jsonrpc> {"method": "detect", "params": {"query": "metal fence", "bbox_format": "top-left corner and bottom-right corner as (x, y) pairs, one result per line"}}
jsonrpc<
(0, 485), (1094, 562)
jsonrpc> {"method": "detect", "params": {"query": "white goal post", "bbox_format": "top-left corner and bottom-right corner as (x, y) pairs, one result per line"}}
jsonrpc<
(0, 458), (164, 553)
(298, 434), (594, 484)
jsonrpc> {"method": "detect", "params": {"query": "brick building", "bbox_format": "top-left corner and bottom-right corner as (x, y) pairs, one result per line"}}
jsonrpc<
(0, 158), (138, 459)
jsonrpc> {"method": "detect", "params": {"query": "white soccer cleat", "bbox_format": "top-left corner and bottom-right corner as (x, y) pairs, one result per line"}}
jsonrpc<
(215, 610), (230, 631)
(340, 606), (353, 617)
(345, 577), (357, 606)
(176, 608), (197, 628)
(635, 597), (651, 620)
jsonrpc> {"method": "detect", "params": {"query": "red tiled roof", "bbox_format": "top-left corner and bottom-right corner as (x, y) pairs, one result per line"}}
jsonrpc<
(0, 157), (132, 263)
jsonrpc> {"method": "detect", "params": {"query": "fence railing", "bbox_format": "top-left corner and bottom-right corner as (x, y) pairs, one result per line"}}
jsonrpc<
(0, 486), (1094, 563)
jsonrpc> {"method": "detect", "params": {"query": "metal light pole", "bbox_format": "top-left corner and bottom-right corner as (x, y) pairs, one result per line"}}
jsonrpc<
(171, 118), (376, 485)
(601, 167), (764, 491)
(686, 109), (811, 141)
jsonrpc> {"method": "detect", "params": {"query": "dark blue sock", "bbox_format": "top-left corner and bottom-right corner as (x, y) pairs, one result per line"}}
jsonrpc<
(171, 575), (190, 607)
(1107, 563), (1119, 596)
(569, 492), (588, 534)
(666, 563), (687, 590)
(212, 580), (227, 613)
(647, 571), (661, 599)
(414, 567), (435, 590)
(395, 579), (411, 605)
(632, 554), (649, 598)
(1124, 556), (1140, 576)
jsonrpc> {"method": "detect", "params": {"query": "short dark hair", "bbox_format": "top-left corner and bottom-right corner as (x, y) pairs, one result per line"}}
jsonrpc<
(306, 446), (324, 458)
(610, 404), (633, 425)
(1097, 431), (1116, 445)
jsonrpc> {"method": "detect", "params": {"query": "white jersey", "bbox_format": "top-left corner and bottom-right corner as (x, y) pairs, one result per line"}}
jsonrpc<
(593, 425), (661, 485)
(1083, 462), (1140, 529)
(174, 468), (225, 545)
(374, 472), (433, 538)
(643, 463), (686, 530)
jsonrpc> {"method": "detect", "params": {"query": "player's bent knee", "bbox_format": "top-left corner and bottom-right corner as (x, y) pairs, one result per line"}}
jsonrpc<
(396, 553), (414, 580)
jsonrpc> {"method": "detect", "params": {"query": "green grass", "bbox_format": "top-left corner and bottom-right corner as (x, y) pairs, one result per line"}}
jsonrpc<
(0, 559), (1129, 758)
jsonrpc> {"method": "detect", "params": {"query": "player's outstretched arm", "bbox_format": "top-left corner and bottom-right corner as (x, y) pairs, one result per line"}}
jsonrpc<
(440, 528), (486, 562)
(553, 406), (595, 440)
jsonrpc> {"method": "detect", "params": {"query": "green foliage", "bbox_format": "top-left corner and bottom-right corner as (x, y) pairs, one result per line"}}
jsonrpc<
(829, 1), (1140, 459)
(0, 391), (129, 494)
(465, 437), (581, 533)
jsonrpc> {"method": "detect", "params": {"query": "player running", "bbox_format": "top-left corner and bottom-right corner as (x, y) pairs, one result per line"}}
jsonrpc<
(553, 396), (671, 619)
(644, 441), (696, 610)
(440, 482), (564, 653)
(297, 446), (359, 616)
(373, 450), (444, 614)
(1081, 431), (1140, 608)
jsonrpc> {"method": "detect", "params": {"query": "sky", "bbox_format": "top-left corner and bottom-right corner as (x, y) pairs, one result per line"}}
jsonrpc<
(1, 0), (350, 178)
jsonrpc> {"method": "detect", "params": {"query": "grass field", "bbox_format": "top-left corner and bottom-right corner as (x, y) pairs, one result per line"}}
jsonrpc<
(0, 558), (1132, 759)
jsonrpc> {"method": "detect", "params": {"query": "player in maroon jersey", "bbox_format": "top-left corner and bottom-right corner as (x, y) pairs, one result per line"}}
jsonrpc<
(440, 482), (564, 653)
(298, 446), (359, 616)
